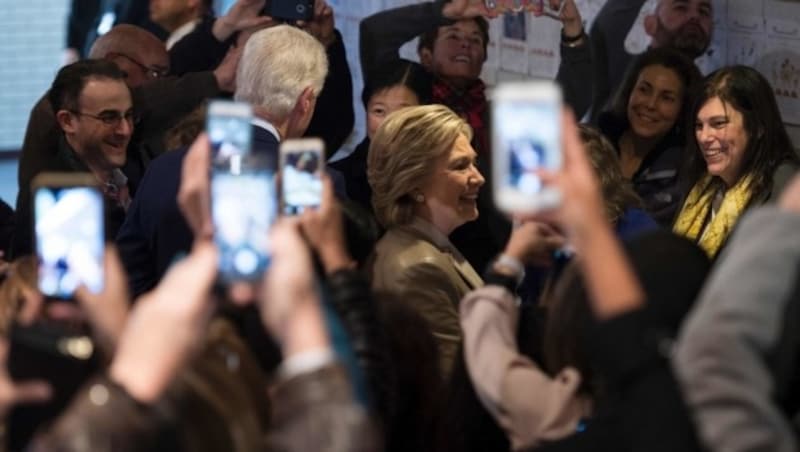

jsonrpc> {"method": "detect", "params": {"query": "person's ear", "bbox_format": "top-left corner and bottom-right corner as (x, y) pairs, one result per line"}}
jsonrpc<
(644, 14), (657, 38)
(299, 86), (315, 117)
(56, 110), (77, 133)
(419, 47), (434, 70)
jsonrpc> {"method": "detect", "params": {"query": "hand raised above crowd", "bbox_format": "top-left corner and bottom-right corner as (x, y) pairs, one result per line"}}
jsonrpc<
(298, 0), (337, 48)
(109, 241), (218, 404)
(502, 220), (566, 267)
(178, 133), (214, 242)
(212, 0), (274, 42)
(259, 219), (329, 356)
(442, 0), (498, 21)
(298, 175), (355, 274)
(74, 247), (130, 356)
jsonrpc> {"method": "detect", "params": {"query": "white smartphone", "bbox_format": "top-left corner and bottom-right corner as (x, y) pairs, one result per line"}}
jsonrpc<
(492, 81), (562, 214)
(33, 173), (104, 299)
(211, 169), (277, 282)
(279, 138), (324, 215)
(206, 100), (252, 172)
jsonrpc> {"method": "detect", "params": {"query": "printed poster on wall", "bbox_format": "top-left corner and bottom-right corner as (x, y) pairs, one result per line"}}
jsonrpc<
(527, 14), (562, 79)
(500, 12), (529, 74)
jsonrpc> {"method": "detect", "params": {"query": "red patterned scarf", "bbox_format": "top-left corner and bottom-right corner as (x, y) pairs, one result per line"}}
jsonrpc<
(432, 78), (489, 154)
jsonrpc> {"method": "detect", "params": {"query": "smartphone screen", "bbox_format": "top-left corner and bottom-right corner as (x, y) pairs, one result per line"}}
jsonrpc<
(493, 82), (562, 213)
(281, 148), (322, 215)
(34, 186), (104, 298)
(212, 170), (277, 282)
(207, 100), (252, 172)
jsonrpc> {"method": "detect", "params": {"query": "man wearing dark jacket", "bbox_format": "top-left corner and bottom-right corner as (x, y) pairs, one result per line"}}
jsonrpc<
(13, 61), (137, 257)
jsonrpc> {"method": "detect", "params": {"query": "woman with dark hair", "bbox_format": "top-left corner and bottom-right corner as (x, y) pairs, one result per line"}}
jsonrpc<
(598, 47), (702, 225)
(673, 65), (799, 258)
(330, 60), (432, 212)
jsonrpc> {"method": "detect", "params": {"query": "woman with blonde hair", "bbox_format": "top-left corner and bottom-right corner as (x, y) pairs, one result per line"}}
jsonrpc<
(367, 104), (486, 378)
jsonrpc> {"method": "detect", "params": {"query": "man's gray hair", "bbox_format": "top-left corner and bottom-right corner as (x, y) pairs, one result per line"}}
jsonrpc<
(235, 25), (328, 122)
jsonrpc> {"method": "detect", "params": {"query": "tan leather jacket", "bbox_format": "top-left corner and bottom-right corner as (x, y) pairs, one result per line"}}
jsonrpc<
(369, 217), (483, 378)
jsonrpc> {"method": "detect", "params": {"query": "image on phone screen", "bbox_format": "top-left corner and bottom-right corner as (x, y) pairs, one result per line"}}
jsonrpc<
(496, 100), (560, 196)
(208, 111), (252, 168)
(35, 187), (104, 298)
(212, 171), (276, 281)
(282, 150), (322, 215)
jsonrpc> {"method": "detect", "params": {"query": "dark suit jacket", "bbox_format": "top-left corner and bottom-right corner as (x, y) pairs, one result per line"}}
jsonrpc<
(11, 136), (129, 258)
(117, 124), (280, 298)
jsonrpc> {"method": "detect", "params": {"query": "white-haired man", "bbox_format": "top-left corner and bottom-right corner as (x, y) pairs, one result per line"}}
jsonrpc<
(117, 25), (329, 296)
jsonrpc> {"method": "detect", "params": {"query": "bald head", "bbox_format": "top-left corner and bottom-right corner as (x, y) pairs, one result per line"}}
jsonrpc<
(89, 24), (170, 87)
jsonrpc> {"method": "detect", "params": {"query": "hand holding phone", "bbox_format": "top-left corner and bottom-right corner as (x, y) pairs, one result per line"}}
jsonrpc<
(492, 81), (562, 215)
(280, 138), (324, 216)
(262, 0), (315, 23)
(33, 173), (104, 299)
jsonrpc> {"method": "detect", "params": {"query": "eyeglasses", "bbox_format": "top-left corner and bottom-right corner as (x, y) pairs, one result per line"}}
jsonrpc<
(114, 53), (169, 80)
(70, 109), (140, 127)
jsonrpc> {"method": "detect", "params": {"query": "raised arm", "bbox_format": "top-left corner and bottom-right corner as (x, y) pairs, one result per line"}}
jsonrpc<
(360, 1), (450, 80)
(550, 0), (593, 118)
(588, 0), (648, 121)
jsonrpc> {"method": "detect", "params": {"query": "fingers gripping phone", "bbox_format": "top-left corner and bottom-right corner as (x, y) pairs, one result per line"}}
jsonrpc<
(492, 81), (562, 214)
(207, 100), (253, 173)
(33, 173), (104, 299)
(280, 138), (324, 215)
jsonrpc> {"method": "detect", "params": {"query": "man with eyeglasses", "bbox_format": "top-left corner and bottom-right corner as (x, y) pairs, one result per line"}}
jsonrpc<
(12, 60), (137, 257)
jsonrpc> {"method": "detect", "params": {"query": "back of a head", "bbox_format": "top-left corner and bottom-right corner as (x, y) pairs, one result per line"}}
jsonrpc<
(235, 25), (328, 122)
(578, 124), (643, 224)
(367, 104), (472, 228)
(48, 59), (127, 113)
(88, 24), (165, 62)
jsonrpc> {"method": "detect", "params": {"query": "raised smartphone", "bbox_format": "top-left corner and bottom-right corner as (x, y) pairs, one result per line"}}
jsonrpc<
(263, 0), (314, 22)
(212, 170), (277, 282)
(33, 173), (104, 299)
(492, 81), (562, 214)
(207, 100), (253, 172)
(279, 138), (324, 215)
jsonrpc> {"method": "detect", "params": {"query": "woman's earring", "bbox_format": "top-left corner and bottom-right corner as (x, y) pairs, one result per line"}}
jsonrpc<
(414, 193), (425, 203)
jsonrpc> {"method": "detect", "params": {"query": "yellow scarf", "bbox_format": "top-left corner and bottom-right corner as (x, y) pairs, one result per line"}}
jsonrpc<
(673, 174), (754, 257)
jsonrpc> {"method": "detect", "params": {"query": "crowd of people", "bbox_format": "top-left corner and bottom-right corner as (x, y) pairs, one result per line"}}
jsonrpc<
(0, 0), (799, 450)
